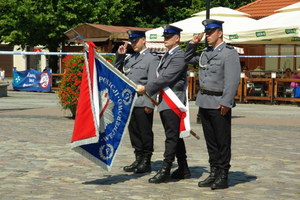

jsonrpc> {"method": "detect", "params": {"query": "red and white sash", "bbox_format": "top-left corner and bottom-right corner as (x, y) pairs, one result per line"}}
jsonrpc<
(160, 87), (191, 138)
(156, 60), (191, 138)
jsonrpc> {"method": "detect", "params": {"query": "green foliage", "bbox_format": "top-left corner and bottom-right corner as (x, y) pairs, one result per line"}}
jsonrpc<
(0, 0), (139, 48)
(0, 0), (137, 72)
(131, 0), (197, 28)
(0, 0), (254, 72)
(210, 0), (255, 9)
(98, 49), (115, 65)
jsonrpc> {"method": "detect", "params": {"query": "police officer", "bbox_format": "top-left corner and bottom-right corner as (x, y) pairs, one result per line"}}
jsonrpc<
(113, 30), (160, 173)
(185, 19), (241, 189)
(136, 25), (191, 183)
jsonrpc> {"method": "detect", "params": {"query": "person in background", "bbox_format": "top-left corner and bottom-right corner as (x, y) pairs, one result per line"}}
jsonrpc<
(254, 66), (265, 78)
(242, 65), (254, 97)
(113, 30), (160, 174)
(293, 68), (300, 79)
(280, 68), (293, 90)
(290, 68), (300, 89)
(281, 68), (293, 79)
(136, 24), (191, 184)
(240, 62), (248, 78)
(185, 19), (240, 190)
(242, 65), (249, 78)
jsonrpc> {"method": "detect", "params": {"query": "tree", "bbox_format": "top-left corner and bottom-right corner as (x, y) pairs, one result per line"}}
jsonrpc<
(0, 0), (137, 72)
(210, 0), (255, 9)
(122, 0), (255, 28)
(0, 0), (254, 72)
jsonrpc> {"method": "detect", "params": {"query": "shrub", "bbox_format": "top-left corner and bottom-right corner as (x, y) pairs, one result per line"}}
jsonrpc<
(58, 54), (84, 117)
(57, 49), (115, 117)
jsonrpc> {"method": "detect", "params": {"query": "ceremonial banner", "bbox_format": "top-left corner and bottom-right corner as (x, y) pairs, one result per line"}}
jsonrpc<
(12, 68), (51, 92)
(71, 42), (137, 171)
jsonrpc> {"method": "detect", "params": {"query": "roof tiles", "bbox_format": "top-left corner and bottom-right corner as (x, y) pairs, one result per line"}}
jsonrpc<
(90, 24), (152, 33)
(237, 0), (300, 19)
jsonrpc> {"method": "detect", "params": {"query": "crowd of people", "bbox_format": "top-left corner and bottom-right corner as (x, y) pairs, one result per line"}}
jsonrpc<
(113, 18), (241, 190)
(240, 62), (300, 98)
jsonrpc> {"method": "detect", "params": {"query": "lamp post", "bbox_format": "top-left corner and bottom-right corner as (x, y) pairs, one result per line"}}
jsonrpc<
(197, 0), (210, 124)
(205, 0), (210, 47)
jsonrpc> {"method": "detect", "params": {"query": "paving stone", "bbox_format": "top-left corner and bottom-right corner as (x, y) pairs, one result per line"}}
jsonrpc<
(0, 91), (300, 199)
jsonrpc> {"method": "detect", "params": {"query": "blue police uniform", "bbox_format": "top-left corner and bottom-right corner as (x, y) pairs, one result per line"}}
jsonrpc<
(113, 30), (160, 173)
(185, 19), (241, 189)
(144, 25), (191, 183)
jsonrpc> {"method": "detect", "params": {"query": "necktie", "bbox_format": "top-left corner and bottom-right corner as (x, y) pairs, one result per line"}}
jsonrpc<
(135, 52), (140, 59)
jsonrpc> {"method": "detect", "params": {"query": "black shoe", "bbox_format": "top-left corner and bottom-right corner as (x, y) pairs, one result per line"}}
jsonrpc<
(148, 161), (171, 183)
(135, 156), (151, 173)
(198, 167), (220, 187)
(171, 161), (191, 179)
(211, 169), (229, 190)
(123, 153), (143, 172)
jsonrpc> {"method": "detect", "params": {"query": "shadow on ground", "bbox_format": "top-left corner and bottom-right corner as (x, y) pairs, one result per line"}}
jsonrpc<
(229, 171), (257, 187)
(82, 173), (146, 185)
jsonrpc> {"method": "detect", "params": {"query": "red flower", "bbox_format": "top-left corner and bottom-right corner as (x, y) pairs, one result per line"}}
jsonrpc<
(58, 54), (85, 112)
(58, 49), (115, 114)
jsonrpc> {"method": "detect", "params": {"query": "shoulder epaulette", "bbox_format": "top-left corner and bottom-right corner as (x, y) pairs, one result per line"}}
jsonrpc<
(226, 45), (234, 50)
(150, 52), (157, 56)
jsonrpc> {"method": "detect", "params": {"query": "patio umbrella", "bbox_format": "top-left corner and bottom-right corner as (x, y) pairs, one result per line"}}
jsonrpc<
(146, 7), (257, 43)
(225, 2), (300, 44)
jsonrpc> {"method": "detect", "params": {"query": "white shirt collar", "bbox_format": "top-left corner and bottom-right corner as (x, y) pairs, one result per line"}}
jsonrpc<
(139, 48), (148, 55)
(167, 45), (179, 55)
(213, 41), (224, 51)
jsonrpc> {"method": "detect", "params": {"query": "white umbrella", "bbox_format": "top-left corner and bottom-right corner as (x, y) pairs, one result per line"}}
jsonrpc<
(225, 2), (300, 44)
(146, 7), (257, 43)
(276, 2), (300, 12)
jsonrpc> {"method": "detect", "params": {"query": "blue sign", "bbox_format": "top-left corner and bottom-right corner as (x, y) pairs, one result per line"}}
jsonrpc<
(12, 68), (51, 92)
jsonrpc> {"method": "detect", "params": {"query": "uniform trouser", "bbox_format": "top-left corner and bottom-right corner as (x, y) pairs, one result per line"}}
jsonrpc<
(200, 107), (231, 170)
(160, 109), (187, 164)
(128, 107), (154, 157)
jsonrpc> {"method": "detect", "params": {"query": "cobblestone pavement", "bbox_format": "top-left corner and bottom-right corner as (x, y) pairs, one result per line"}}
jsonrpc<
(0, 91), (299, 200)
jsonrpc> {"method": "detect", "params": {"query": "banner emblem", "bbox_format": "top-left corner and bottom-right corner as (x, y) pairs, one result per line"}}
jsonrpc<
(71, 42), (137, 171)
(39, 71), (50, 89)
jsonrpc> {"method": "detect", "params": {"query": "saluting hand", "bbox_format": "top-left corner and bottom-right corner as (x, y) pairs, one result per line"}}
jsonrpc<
(118, 41), (128, 54)
(190, 32), (204, 44)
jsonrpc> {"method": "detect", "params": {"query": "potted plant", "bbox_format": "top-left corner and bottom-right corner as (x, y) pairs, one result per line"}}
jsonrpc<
(58, 54), (84, 118)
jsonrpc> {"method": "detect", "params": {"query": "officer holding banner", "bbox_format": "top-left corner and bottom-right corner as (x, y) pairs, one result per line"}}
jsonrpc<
(136, 25), (191, 183)
(185, 19), (240, 189)
(113, 30), (160, 174)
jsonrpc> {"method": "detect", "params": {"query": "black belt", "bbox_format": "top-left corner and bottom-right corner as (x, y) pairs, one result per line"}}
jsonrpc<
(199, 87), (223, 96)
(171, 86), (184, 92)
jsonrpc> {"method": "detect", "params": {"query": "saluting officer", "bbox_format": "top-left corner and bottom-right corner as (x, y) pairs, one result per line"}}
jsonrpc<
(113, 30), (160, 174)
(185, 19), (241, 189)
(136, 25), (191, 183)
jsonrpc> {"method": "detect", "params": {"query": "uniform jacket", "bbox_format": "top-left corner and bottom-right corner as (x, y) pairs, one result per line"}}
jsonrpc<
(185, 41), (241, 109)
(113, 48), (159, 109)
(145, 46), (188, 112)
